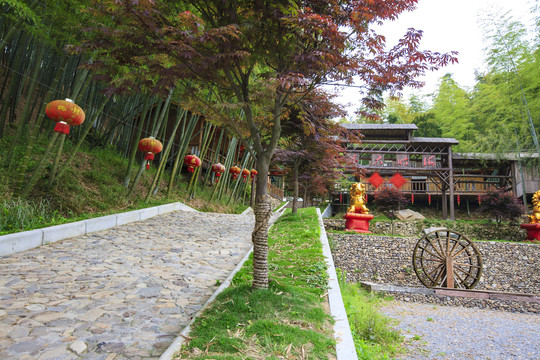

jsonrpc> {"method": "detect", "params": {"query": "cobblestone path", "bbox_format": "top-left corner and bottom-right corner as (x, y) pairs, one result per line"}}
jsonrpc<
(0, 211), (255, 360)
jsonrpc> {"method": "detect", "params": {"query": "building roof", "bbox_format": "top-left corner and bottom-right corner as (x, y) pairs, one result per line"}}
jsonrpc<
(454, 152), (539, 161)
(341, 123), (418, 131)
(411, 136), (459, 145)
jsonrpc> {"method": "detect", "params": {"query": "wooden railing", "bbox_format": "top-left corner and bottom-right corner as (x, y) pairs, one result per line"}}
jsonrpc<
(267, 182), (284, 200)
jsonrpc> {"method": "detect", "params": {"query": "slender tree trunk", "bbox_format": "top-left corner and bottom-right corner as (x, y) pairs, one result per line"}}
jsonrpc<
(292, 163), (299, 214)
(252, 155), (271, 290)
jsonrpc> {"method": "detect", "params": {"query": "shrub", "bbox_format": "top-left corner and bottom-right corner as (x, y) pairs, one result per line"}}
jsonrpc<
(477, 189), (525, 227)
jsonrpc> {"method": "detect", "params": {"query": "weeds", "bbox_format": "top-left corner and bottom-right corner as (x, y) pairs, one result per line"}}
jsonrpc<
(337, 269), (403, 359)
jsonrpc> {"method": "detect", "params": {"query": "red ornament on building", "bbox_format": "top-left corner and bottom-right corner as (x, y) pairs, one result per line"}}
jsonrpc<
(138, 137), (163, 169)
(368, 172), (384, 188)
(211, 163), (225, 182)
(229, 166), (241, 180)
(250, 169), (258, 179)
(45, 99), (85, 134)
(184, 154), (201, 172)
(390, 173), (407, 189)
(241, 168), (250, 181)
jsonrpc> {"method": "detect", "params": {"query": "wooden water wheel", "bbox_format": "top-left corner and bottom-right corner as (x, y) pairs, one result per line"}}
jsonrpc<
(412, 229), (483, 289)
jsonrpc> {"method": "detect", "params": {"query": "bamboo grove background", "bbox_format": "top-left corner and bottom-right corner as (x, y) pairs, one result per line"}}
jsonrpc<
(0, 6), (256, 218)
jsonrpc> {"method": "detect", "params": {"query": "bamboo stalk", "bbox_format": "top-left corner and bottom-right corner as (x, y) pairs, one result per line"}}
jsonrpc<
(21, 131), (59, 197)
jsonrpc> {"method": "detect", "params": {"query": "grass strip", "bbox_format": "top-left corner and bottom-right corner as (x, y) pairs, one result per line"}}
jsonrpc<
(337, 270), (403, 360)
(175, 207), (335, 359)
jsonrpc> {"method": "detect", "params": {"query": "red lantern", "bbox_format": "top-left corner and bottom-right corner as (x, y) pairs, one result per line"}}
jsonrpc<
(250, 169), (258, 179)
(478, 194), (482, 205)
(211, 163), (225, 182)
(339, 193), (343, 203)
(184, 154), (201, 173)
(138, 137), (163, 169)
(45, 99), (85, 134)
(241, 168), (250, 181)
(428, 194), (432, 205)
(411, 193), (414, 205)
(457, 194), (461, 206)
(229, 166), (241, 180)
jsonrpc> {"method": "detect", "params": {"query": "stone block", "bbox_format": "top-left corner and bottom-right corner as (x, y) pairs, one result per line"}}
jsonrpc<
(116, 210), (140, 226)
(85, 215), (117, 233)
(434, 289), (490, 299)
(158, 203), (179, 215)
(139, 206), (159, 220)
(0, 229), (43, 256)
(42, 221), (86, 245)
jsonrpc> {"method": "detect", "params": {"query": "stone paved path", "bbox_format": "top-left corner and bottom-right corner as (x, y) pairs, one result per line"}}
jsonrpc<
(0, 210), (255, 360)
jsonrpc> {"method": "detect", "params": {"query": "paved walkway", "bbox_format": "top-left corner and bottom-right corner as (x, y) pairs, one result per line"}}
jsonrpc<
(0, 210), (255, 360)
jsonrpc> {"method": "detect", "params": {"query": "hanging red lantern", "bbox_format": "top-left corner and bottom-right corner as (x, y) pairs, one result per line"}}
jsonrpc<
(250, 169), (258, 179)
(478, 194), (482, 205)
(365, 193), (368, 203)
(45, 98), (85, 134)
(241, 168), (250, 182)
(339, 193), (343, 203)
(211, 163), (225, 182)
(229, 166), (241, 180)
(457, 194), (461, 206)
(411, 193), (414, 205)
(428, 194), (432, 205)
(138, 137), (163, 169)
(184, 154), (201, 173)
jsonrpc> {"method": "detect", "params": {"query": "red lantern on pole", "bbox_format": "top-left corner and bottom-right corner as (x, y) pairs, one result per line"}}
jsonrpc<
(241, 168), (250, 182)
(138, 137), (163, 169)
(229, 166), (241, 180)
(211, 163), (225, 182)
(45, 98), (85, 134)
(250, 169), (258, 179)
(184, 154), (201, 172)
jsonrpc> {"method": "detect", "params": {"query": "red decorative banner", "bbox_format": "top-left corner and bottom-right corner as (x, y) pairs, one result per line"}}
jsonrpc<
(368, 172), (384, 188)
(390, 173), (407, 189)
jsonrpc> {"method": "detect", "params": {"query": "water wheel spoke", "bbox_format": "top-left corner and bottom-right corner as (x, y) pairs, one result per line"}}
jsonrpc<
(453, 271), (472, 289)
(419, 248), (444, 261)
(424, 240), (445, 259)
(454, 262), (481, 268)
(454, 265), (476, 278)
(452, 242), (474, 258)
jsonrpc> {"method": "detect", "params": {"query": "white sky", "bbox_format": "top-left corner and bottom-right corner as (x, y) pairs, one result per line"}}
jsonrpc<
(331, 0), (537, 119)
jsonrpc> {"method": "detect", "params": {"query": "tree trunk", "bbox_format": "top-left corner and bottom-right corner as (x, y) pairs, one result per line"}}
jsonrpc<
(252, 155), (271, 290)
(292, 163), (299, 214)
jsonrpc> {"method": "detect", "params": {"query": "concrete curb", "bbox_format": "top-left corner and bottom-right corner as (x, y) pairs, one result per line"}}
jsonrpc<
(316, 208), (358, 360)
(0, 202), (197, 257)
(159, 204), (286, 360)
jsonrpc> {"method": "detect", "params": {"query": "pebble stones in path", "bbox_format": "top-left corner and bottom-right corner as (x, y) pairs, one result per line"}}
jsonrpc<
(0, 211), (255, 359)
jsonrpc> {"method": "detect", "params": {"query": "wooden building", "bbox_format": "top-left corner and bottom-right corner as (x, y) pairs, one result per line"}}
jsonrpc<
(335, 123), (540, 220)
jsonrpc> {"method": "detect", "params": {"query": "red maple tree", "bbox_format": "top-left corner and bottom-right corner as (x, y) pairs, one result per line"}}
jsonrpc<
(79, 0), (458, 289)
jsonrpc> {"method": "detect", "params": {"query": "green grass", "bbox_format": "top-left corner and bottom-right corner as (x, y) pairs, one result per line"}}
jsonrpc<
(338, 271), (403, 360)
(175, 208), (335, 359)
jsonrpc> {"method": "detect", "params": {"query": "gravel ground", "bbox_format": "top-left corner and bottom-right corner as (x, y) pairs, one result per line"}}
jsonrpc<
(380, 301), (540, 360)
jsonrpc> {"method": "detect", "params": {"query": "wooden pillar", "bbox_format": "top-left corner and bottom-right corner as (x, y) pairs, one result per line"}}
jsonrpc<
(442, 187), (448, 219)
(448, 146), (455, 221)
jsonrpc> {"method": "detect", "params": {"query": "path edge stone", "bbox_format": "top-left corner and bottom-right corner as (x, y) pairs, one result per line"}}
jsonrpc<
(0, 202), (198, 257)
(317, 208), (358, 360)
